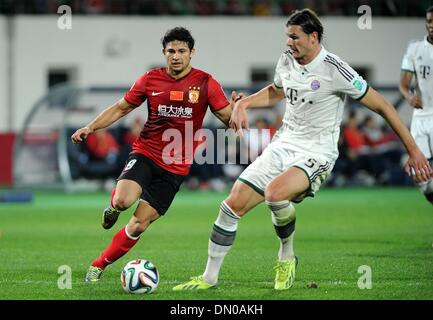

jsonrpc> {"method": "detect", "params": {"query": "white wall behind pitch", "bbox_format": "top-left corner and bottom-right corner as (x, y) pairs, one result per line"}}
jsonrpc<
(1, 15), (427, 132)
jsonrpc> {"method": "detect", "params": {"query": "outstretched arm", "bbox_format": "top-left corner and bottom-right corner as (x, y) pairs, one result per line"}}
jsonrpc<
(213, 91), (244, 127)
(230, 84), (285, 134)
(71, 98), (136, 144)
(359, 87), (431, 182)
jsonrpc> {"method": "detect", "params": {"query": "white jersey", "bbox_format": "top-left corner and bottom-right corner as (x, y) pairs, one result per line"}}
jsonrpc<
(273, 47), (369, 161)
(401, 36), (433, 118)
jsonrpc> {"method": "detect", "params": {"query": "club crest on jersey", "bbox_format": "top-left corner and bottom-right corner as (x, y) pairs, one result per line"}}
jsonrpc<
(188, 86), (200, 104)
(311, 80), (320, 91)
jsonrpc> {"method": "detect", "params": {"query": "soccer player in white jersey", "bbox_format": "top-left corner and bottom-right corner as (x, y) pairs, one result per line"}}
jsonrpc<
(173, 9), (432, 291)
(399, 6), (433, 205)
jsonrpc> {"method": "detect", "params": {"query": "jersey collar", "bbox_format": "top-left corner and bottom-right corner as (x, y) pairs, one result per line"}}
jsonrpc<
(424, 35), (433, 47)
(304, 46), (327, 72)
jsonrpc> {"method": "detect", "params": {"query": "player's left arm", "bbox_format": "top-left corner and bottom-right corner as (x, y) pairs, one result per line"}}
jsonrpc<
(359, 87), (432, 182)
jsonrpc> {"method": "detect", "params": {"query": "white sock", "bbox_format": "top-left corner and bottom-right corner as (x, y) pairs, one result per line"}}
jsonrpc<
(279, 233), (295, 261)
(202, 201), (240, 285)
(266, 200), (296, 261)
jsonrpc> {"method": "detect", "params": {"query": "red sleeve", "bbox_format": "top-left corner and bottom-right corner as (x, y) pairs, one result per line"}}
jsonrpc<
(124, 73), (148, 107)
(207, 76), (229, 112)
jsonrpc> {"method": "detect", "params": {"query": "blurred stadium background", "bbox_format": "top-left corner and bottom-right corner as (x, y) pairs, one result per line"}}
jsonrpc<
(0, 0), (431, 191)
(0, 0), (432, 301)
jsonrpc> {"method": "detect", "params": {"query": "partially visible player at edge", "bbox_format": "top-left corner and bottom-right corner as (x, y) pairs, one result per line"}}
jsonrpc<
(71, 27), (239, 282)
(399, 5), (433, 205)
(173, 9), (432, 292)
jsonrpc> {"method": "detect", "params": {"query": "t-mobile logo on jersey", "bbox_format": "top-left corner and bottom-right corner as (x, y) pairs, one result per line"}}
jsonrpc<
(158, 104), (193, 118)
(286, 88), (298, 105)
(419, 65), (431, 79)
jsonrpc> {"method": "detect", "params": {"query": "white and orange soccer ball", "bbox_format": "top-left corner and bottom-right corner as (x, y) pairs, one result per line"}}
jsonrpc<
(121, 259), (159, 294)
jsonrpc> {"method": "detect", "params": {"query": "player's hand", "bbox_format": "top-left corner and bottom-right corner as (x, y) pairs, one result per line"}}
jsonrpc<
(71, 126), (93, 144)
(405, 148), (432, 183)
(229, 90), (244, 106)
(408, 95), (423, 109)
(229, 98), (249, 137)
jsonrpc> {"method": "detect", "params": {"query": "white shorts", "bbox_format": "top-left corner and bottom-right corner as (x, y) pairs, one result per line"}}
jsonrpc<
(238, 143), (334, 202)
(411, 116), (433, 160)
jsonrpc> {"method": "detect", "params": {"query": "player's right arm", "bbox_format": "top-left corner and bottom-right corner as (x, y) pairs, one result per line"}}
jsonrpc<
(230, 84), (285, 133)
(399, 41), (423, 109)
(399, 71), (423, 109)
(71, 98), (136, 144)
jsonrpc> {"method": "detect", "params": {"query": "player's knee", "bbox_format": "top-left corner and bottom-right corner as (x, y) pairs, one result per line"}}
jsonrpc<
(264, 186), (286, 202)
(113, 195), (133, 211)
(224, 197), (247, 216)
(215, 201), (241, 230)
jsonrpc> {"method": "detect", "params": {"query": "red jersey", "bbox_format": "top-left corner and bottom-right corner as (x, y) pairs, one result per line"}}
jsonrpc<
(124, 68), (229, 176)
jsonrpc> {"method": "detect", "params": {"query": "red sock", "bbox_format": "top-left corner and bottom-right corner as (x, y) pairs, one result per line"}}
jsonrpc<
(110, 188), (116, 209)
(92, 227), (139, 269)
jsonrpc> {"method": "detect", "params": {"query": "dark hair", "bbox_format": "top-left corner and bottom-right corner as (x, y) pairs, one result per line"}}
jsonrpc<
(427, 5), (433, 13)
(161, 27), (195, 50)
(286, 9), (324, 43)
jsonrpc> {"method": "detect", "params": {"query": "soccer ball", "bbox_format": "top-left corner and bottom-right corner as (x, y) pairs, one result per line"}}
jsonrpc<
(121, 259), (159, 294)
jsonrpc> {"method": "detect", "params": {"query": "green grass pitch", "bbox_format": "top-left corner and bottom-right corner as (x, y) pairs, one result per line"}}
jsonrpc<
(0, 187), (432, 300)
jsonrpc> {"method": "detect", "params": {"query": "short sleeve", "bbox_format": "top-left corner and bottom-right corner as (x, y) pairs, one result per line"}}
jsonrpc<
(207, 76), (229, 112)
(330, 57), (369, 101)
(273, 53), (287, 89)
(124, 73), (148, 107)
(401, 42), (415, 73)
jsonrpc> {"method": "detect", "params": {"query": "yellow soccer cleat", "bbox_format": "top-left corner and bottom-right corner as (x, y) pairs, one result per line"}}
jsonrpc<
(274, 256), (298, 290)
(172, 276), (215, 291)
(85, 265), (104, 283)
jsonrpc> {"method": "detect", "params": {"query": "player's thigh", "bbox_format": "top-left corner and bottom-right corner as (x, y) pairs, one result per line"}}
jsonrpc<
(265, 167), (310, 202)
(115, 153), (154, 208)
(411, 118), (432, 159)
(225, 179), (264, 217)
(114, 179), (142, 207)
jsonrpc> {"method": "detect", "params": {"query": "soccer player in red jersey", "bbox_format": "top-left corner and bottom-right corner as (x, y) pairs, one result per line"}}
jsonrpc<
(71, 27), (238, 282)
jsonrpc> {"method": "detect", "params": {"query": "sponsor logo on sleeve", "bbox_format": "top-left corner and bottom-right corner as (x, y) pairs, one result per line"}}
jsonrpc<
(353, 79), (364, 92)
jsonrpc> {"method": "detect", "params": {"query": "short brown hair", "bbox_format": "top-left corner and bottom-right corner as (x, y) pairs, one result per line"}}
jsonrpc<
(286, 9), (324, 43)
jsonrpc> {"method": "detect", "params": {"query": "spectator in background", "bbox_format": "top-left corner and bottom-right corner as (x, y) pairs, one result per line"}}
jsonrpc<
(84, 0), (106, 14)
(72, 128), (120, 183)
(123, 117), (144, 147)
(279, 0), (297, 16)
(361, 115), (405, 184)
(194, 0), (216, 15)
(342, 111), (380, 185)
(243, 118), (275, 163)
(362, 115), (400, 152)
(85, 128), (120, 166)
(251, 0), (272, 16)
(223, 0), (243, 15)
(343, 111), (370, 157)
